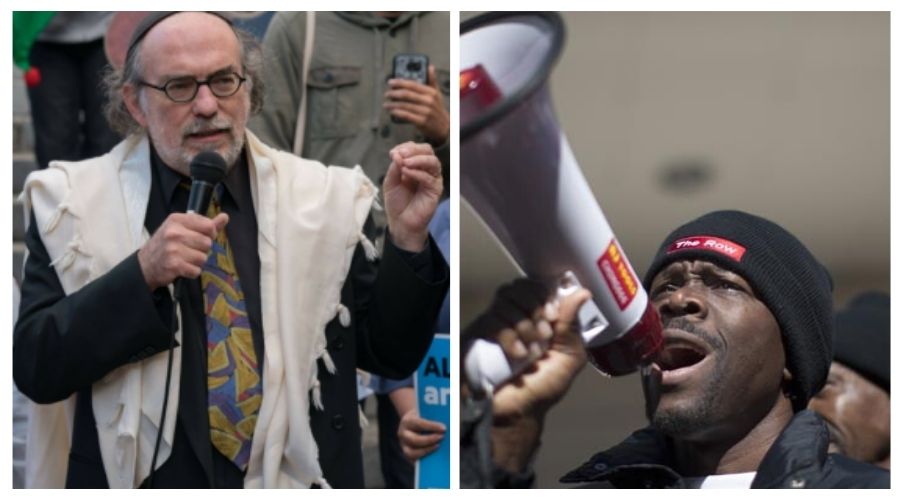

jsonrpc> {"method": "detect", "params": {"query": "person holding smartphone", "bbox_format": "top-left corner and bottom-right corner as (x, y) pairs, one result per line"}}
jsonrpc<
(252, 11), (451, 236)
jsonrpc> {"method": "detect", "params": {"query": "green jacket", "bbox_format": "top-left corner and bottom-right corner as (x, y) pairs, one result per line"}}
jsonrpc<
(251, 12), (450, 214)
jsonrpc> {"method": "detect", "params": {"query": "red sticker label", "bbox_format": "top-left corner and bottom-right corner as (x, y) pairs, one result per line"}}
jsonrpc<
(666, 235), (747, 262)
(597, 239), (640, 310)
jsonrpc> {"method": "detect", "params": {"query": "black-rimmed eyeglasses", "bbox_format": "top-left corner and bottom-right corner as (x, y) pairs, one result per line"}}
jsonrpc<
(139, 72), (247, 103)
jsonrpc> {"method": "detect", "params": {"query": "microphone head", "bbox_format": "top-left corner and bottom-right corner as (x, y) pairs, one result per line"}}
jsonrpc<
(190, 151), (227, 184)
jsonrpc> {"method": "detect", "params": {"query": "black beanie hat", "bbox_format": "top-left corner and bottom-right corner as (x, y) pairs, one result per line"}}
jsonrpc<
(642, 210), (834, 410)
(833, 292), (890, 393)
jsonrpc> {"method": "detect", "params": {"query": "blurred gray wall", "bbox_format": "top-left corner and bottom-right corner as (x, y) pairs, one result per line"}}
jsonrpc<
(461, 12), (888, 487)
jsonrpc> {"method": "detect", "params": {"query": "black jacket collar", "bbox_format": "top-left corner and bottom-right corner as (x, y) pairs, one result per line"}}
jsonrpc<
(559, 410), (888, 488)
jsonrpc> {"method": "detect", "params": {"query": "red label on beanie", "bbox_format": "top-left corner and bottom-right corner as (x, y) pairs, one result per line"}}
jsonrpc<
(666, 236), (746, 262)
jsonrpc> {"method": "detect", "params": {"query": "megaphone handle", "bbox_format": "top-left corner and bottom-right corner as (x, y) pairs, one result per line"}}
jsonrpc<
(463, 338), (520, 394)
(557, 271), (609, 344)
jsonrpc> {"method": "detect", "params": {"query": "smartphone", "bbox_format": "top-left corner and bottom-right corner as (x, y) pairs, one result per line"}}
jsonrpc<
(391, 53), (429, 123)
(392, 53), (429, 84)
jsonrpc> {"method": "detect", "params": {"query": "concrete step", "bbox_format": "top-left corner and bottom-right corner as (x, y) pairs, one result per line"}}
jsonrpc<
(13, 200), (25, 242)
(13, 67), (29, 115)
(13, 242), (26, 282)
(13, 155), (37, 194)
(14, 65), (33, 154)
(13, 115), (34, 155)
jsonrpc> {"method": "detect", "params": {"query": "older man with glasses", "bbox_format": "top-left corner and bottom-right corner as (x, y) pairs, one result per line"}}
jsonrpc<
(14, 12), (448, 489)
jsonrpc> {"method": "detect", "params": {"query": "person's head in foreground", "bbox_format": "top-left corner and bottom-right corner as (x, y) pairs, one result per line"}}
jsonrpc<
(640, 210), (833, 466)
(808, 291), (890, 469)
(107, 11), (263, 175)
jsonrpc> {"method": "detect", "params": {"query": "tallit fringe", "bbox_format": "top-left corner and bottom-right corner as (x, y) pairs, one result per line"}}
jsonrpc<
(42, 201), (71, 233)
(310, 300), (340, 411)
(320, 350), (336, 375)
(309, 347), (335, 411)
(311, 378), (324, 411)
(49, 236), (84, 271)
(359, 232), (379, 261)
(335, 303), (351, 327)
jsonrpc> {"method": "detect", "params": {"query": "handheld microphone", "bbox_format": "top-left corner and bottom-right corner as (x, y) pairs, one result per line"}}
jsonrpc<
(186, 151), (227, 214)
(180, 151), (226, 290)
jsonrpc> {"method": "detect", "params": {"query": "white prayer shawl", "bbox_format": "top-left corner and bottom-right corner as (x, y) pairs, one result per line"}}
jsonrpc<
(20, 131), (377, 488)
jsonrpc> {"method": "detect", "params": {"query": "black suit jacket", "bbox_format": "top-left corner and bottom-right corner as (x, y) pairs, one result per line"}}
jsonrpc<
(14, 160), (448, 488)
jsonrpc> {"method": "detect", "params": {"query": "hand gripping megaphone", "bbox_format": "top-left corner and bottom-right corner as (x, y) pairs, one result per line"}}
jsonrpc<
(461, 12), (663, 393)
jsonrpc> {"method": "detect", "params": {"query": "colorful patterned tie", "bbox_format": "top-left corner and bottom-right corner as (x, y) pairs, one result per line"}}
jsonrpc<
(201, 185), (261, 470)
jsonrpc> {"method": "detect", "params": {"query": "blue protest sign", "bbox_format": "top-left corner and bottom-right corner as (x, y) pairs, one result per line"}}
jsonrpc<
(414, 334), (450, 489)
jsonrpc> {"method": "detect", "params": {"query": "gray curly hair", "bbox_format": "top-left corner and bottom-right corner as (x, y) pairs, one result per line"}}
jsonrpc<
(103, 21), (265, 136)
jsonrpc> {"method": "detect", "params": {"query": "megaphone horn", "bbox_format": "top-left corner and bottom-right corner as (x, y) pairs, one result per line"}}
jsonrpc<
(461, 12), (663, 394)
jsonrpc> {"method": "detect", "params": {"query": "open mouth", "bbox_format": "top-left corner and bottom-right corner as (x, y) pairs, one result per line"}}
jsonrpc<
(188, 129), (228, 140)
(651, 328), (715, 382)
(647, 328), (717, 387)
(655, 343), (708, 372)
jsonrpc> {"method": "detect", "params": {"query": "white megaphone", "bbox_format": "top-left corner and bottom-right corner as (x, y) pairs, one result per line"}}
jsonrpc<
(461, 12), (663, 394)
